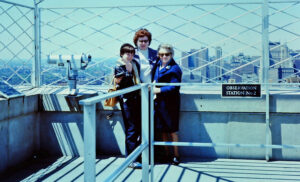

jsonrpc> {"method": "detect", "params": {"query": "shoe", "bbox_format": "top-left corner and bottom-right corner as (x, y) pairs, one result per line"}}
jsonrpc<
(128, 162), (142, 169)
(172, 156), (180, 165)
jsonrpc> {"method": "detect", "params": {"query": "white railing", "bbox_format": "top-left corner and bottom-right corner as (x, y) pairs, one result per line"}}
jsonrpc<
(79, 84), (150, 182)
(80, 82), (300, 181)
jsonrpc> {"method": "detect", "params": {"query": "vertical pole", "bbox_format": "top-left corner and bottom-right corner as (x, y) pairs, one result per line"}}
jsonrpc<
(141, 84), (149, 182)
(84, 104), (96, 182)
(150, 84), (154, 182)
(262, 0), (271, 161)
(33, 0), (41, 87)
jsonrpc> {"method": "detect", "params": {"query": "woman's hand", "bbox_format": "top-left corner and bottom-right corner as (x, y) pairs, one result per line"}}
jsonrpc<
(153, 87), (161, 94)
(114, 76), (123, 84)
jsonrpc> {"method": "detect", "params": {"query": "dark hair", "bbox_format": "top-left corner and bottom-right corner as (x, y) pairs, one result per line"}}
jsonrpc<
(120, 43), (135, 57)
(133, 28), (152, 47)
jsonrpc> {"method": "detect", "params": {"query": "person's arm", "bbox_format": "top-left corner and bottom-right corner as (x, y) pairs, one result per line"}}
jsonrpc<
(159, 74), (180, 93)
(158, 66), (182, 93)
(114, 76), (123, 84)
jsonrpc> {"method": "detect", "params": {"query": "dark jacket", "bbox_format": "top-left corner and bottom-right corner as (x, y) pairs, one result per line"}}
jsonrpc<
(114, 59), (140, 100)
(152, 58), (182, 132)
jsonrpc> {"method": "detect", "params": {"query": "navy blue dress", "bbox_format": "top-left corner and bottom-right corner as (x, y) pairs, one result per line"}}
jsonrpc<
(152, 58), (182, 132)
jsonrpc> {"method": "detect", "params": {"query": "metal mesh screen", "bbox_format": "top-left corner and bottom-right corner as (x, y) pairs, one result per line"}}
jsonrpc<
(0, 2), (34, 86)
(269, 2), (300, 83)
(40, 3), (263, 85)
(1, 1), (300, 87)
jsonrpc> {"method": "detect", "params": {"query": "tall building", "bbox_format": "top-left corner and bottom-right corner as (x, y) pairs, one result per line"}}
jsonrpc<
(269, 42), (292, 68)
(181, 49), (202, 82)
(229, 53), (256, 83)
(291, 50), (300, 77)
(198, 47), (209, 83)
(215, 46), (223, 80)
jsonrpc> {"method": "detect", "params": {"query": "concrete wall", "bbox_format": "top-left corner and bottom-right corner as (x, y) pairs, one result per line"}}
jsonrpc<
(0, 96), (39, 173)
(37, 90), (300, 161)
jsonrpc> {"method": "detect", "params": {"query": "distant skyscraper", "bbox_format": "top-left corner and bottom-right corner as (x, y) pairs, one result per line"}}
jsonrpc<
(181, 50), (199, 69)
(198, 47), (209, 82)
(215, 46), (222, 80)
(269, 42), (291, 68)
(291, 50), (300, 76)
(181, 49), (202, 82)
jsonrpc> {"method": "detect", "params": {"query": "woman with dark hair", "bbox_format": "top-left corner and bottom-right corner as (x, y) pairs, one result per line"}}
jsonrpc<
(114, 43), (142, 169)
(152, 43), (182, 165)
(133, 28), (158, 83)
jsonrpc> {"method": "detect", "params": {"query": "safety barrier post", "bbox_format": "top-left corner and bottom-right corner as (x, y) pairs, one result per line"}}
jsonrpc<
(84, 104), (96, 182)
(141, 83), (149, 182)
(33, 0), (41, 87)
(262, 0), (271, 161)
(150, 84), (154, 182)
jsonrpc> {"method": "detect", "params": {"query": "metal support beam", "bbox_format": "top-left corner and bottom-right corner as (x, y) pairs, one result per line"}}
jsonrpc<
(262, 0), (271, 161)
(84, 104), (96, 182)
(32, 0), (41, 87)
(141, 84), (149, 182)
(150, 85), (154, 182)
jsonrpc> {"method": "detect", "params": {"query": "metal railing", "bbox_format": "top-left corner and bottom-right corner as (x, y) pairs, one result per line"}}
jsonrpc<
(79, 84), (150, 182)
(80, 81), (300, 182)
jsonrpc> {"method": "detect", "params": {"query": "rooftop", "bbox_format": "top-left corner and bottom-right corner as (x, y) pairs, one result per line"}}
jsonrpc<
(1, 1), (300, 181)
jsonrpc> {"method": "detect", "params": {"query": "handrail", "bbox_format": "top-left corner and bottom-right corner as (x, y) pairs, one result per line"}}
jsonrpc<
(79, 84), (142, 106)
(154, 141), (300, 149)
(80, 83), (149, 182)
(104, 143), (148, 182)
(80, 81), (299, 182)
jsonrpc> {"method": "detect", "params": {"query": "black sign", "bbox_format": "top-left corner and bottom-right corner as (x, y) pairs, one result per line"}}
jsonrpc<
(222, 84), (261, 98)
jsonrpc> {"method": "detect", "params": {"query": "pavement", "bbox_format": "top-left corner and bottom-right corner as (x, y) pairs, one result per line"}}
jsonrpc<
(2, 156), (300, 182)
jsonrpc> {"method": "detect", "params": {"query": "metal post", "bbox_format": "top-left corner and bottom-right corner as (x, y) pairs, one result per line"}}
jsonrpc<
(84, 104), (96, 182)
(150, 84), (154, 182)
(32, 0), (41, 87)
(262, 0), (271, 161)
(141, 84), (149, 182)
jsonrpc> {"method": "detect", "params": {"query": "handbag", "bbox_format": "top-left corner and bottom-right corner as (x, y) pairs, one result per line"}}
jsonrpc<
(104, 77), (118, 107)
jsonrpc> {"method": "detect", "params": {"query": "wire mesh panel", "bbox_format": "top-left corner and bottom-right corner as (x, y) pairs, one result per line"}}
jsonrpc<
(269, 2), (300, 84)
(39, 3), (265, 86)
(0, 2), (34, 86)
(2, 1), (299, 87)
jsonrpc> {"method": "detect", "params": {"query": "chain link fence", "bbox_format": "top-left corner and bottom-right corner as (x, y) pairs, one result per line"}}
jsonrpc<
(1, 1), (300, 88)
(0, 1), (34, 86)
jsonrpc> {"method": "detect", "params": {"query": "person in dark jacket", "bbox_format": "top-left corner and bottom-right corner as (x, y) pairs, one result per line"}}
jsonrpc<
(114, 43), (142, 169)
(152, 43), (182, 165)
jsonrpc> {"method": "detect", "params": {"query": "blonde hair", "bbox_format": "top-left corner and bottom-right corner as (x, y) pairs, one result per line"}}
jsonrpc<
(157, 43), (174, 56)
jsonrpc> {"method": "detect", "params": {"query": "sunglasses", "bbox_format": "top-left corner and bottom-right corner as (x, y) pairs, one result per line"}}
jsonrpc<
(138, 40), (149, 43)
(158, 53), (171, 57)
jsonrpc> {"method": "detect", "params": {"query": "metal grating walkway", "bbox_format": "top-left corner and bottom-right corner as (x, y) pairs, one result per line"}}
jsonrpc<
(2, 156), (300, 182)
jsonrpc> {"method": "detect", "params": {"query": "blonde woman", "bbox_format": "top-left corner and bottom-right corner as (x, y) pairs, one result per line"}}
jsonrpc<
(152, 43), (182, 165)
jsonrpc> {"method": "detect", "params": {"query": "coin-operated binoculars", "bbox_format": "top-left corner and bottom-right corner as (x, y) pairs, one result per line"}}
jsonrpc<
(47, 54), (91, 95)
